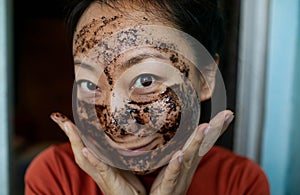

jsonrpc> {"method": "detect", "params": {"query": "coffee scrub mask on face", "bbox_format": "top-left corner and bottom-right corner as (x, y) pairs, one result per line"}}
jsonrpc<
(72, 24), (225, 173)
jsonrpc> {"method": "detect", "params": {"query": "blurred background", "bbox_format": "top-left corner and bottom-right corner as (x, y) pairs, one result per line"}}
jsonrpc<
(0, 0), (299, 194)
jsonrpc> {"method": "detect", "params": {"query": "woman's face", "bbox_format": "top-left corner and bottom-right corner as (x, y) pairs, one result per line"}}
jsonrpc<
(72, 2), (216, 172)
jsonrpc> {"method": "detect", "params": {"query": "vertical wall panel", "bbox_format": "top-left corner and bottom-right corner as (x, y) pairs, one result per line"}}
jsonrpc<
(262, 0), (300, 194)
(286, 5), (300, 194)
(234, 0), (269, 162)
(0, 0), (10, 194)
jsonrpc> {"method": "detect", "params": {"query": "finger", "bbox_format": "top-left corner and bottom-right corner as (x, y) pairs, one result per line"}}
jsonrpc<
(81, 147), (117, 187)
(208, 110), (234, 135)
(82, 147), (110, 174)
(82, 147), (135, 187)
(50, 112), (85, 164)
(50, 112), (69, 134)
(221, 112), (235, 132)
(199, 110), (234, 156)
(151, 150), (183, 194)
(50, 112), (84, 148)
(83, 147), (146, 194)
(51, 113), (145, 194)
(120, 171), (147, 195)
(181, 123), (208, 169)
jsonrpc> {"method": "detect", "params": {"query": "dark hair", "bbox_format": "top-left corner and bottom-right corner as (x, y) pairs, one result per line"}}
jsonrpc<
(65, 0), (224, 56)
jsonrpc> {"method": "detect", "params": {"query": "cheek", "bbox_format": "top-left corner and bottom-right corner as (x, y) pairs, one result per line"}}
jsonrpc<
(148, 87), (181, 135)
(77, 99), (124, 138)
(75, 100), (110, 130)
(75, 80), (198, 142)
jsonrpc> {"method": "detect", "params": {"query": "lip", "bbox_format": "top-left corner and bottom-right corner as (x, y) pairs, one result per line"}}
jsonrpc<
(117, 137), (160, 156)
(106, 131), (157, 145)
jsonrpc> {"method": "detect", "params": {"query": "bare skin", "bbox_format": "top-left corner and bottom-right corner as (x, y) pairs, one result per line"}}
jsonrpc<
(51, 2), (234, 194)
(51, 110), (233, 195)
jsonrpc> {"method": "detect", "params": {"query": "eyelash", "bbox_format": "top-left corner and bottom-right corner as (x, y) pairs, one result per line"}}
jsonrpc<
(131, 74), (158, 89)
(76, 74), (160, 95)
(76, 80), (100, 93)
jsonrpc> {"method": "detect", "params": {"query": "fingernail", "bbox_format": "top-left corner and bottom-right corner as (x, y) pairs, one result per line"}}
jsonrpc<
(178, 151), (183, 164)
(171, 150), (183, 164)
(203, 126), (211, 135)
(224, 114), (234, 126)
(51, 112), (67, 122)
(82, 148), (88, 158)
(63, 123), (70, 134)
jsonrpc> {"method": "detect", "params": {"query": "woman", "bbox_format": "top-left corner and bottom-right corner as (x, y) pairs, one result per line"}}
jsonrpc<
(25, 0), (270, 194)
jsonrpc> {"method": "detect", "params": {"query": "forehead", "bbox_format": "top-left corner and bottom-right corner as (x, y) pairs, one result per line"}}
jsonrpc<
(73, 2), (174, 57)
(72, 2), (207, 75)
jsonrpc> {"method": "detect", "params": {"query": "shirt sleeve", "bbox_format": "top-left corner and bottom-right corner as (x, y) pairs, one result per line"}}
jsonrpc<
(25, 146), (68, 194)
(24, 143), (101, 195)
(233, 158), (270, 195)
(25, 144), (270, 195)
(187, 146), (270, 195)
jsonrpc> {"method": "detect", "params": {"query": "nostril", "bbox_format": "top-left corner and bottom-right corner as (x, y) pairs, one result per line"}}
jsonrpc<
(143, 107), (150, 113)
(122, 121), (140, 134)
(126, 108), (146, 124)
(134, 117), (146, 125)
(120, 128), (127, 135)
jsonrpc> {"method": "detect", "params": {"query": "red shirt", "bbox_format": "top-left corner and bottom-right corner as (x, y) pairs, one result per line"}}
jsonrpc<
(25, 143), (270, 195)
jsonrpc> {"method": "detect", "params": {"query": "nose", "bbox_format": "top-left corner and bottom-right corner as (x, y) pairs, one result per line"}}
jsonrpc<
(121, 108), (156, 136)
(127, 108), (150, 125)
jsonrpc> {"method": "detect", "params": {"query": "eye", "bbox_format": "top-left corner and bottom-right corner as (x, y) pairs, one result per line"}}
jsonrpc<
(77, 80), (100, 93)
(131, 74), (157, 89)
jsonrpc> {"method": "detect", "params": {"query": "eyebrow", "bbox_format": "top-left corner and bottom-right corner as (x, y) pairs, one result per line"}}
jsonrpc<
(74, 61), (98, 72)
(74, 53), (167, 71)
(120, 53), (167, 69)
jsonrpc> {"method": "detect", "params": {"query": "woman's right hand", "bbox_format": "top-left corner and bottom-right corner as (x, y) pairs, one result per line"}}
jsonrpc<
(50, 112), (146, 195)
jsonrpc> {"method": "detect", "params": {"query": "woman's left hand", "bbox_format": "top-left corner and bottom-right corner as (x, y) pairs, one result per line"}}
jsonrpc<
(149, 110), (234, 195)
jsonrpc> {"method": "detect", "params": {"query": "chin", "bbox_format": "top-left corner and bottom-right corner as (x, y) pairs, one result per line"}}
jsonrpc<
(132, 167), (162, 176)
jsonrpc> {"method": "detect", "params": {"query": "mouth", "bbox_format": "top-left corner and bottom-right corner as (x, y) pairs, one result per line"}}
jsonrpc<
(105, 134), (162, 156)
(119, 138), (161, 156)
